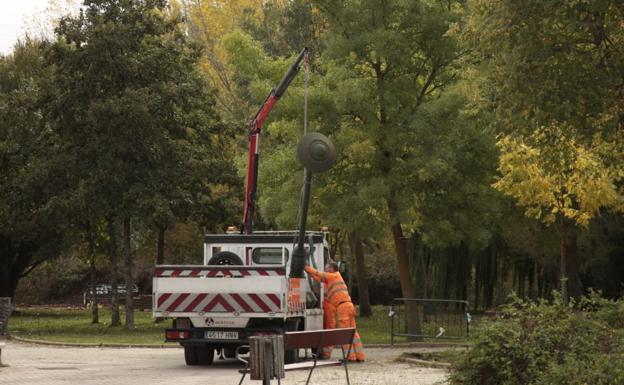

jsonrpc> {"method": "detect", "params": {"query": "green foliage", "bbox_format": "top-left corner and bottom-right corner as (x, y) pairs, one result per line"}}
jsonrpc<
(466, 0), (624, 134)
(0, 39), (69, 298)
(45, 0), (232, 228)
(316, 0), (500, 247)
(13, 254), (90, 305)
(579, 289), (624, 329)
(241, 0), (326, 57)
(221, 1), (500, 248)
(494, 126), (624, 227)
(449, 294), (624, 385)
(469, 0), (624, 227)
(467, 0), (624, 300)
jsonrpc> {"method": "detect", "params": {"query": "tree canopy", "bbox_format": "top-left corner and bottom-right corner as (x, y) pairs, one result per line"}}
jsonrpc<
(2, 0), (624, 320)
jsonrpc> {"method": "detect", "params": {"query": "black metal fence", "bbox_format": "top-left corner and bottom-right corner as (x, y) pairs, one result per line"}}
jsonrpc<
(389, 298), (471, 345)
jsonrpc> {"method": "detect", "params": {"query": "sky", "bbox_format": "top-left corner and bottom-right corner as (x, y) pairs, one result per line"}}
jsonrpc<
(0, 0), (78, 55)
(0, 0), (47, 54)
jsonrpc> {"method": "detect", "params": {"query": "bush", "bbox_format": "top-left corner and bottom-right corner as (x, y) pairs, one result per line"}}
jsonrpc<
(449, 293), (624, 385)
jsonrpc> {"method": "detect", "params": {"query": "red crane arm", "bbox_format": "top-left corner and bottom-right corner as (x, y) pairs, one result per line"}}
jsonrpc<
(242, 48), (309, 234)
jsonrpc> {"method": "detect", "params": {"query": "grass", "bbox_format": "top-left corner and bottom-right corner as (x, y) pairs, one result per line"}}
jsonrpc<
(9, 307), (176, 345)
(7, 305), (472, 346)
(357, 306), (396, 344)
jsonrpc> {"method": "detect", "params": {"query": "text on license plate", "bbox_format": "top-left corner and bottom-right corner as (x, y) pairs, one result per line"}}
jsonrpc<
(205, 331), (238, 340)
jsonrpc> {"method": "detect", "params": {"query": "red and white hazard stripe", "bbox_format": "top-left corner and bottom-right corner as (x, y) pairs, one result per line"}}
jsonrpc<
(156, 292), (281, 313)
(154, 267), (285, 278)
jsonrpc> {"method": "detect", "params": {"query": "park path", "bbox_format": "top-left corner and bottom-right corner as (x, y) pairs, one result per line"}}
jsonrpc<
(0, 341), (448, 385)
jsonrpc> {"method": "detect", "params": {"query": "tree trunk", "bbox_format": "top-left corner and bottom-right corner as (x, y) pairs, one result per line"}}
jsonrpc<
(460, 246), (470, 301)
(86, 223), (99, 324)
(559, 236), (569, 305)
(484, 242), (496, 309)
(528, 260), (536, 299)
(390, 221), (421, 340)
(349, 231), (372, 317)
(107, 218), (121, 327)
(537, 265), (545, 298)
(123, 217), (134, 330)
(156, 225), (166, 265)
(472, 249), (480, 311)
(560, 233), (582, 305)
(442, 250), (451, 300)
(338, 233), (346, 262)
(329, 228), (341, 261)
(0, 237), (37, 299)
(390, 223), (415, 299)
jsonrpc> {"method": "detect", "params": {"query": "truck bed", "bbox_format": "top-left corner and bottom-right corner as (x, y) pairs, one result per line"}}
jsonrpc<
(153, 265), (305, 318)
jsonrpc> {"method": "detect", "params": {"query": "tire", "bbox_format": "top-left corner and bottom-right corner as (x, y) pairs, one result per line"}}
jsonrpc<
(285, 349), (298, 364)
(208, 251), (243, 265)
(223, 348), (236, 359)
(197, 346), (215, 365)
(313, 347), (325, 359)
(184, 346), (199, 366)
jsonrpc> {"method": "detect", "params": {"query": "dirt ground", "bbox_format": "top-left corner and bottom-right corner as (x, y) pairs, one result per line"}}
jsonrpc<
(0, 341), (448, 385)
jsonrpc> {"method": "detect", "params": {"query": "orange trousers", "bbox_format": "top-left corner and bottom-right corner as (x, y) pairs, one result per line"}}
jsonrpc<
(320, 301), (335, 358)
(336, 302), (365, 361)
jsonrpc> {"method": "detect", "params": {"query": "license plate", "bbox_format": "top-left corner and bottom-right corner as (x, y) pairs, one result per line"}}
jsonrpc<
(204, 331), (238, 340)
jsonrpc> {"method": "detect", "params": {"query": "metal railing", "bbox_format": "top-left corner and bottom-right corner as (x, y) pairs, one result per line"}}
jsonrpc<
(389, 298), (471, 345)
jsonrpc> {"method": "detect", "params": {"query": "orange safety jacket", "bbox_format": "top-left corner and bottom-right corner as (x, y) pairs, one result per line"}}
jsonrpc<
(304, 265), (351, 308)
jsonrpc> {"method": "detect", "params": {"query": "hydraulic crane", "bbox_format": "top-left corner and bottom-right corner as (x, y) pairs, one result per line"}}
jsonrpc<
(242, 47), (309, 234)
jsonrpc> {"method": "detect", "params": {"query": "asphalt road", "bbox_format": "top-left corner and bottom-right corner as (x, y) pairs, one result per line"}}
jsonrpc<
(0, 341), (448, 385)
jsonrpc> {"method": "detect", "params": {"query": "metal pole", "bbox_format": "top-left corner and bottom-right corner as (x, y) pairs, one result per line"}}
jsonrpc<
(290, 168), (313, 278)
(297, 168), (313, 250)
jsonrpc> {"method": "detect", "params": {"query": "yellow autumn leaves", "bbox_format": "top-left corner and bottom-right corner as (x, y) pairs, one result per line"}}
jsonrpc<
(494, 125), (624, 227)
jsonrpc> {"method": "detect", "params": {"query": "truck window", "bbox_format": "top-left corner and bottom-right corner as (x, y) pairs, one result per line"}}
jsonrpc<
(252, 247), (289, 264)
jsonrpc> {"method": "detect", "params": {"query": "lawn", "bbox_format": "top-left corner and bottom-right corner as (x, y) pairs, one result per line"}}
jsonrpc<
(9, 307), (174, 345)
(8, 305), (469, 345)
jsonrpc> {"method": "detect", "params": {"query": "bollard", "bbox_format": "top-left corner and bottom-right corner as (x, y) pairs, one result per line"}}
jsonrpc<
(249, 335), (285, 384)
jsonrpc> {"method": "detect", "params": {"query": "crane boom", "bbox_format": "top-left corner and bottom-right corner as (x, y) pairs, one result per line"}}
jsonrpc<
(242, 47), (309, 234)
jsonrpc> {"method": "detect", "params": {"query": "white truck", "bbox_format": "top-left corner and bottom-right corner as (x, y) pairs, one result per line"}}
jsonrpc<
(153, 47), (341, 365)
(152, 231), (330, 365)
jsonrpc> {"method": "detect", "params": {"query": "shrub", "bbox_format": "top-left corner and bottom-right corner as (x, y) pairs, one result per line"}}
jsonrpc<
(449, 293), (624, 385)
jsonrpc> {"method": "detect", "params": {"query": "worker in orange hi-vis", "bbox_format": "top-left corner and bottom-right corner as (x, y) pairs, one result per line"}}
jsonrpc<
(304, 261), (365, 362)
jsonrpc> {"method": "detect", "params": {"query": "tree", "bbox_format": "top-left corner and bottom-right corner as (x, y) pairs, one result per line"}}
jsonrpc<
(46, 0), (225, 328)
(181, 0), (264, 127)
(493, 126), (624, 302)
(467, 0), (624, 302)
(241, 0), (326, 58)
(219, 1), (498, 320)
(0, 40), (70, 299)
(313, 0), (499, 332)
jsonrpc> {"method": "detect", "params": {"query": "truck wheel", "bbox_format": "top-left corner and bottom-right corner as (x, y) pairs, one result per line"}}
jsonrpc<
(208, 251), (243, 265)
(285, 349), (298, 364)
(197, 346), (215, 365)
(223, 348), (236, 359)
(184, 346), (199, 366)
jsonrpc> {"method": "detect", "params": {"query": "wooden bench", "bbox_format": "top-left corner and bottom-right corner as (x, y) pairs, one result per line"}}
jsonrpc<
(237, 327), (356, 385)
